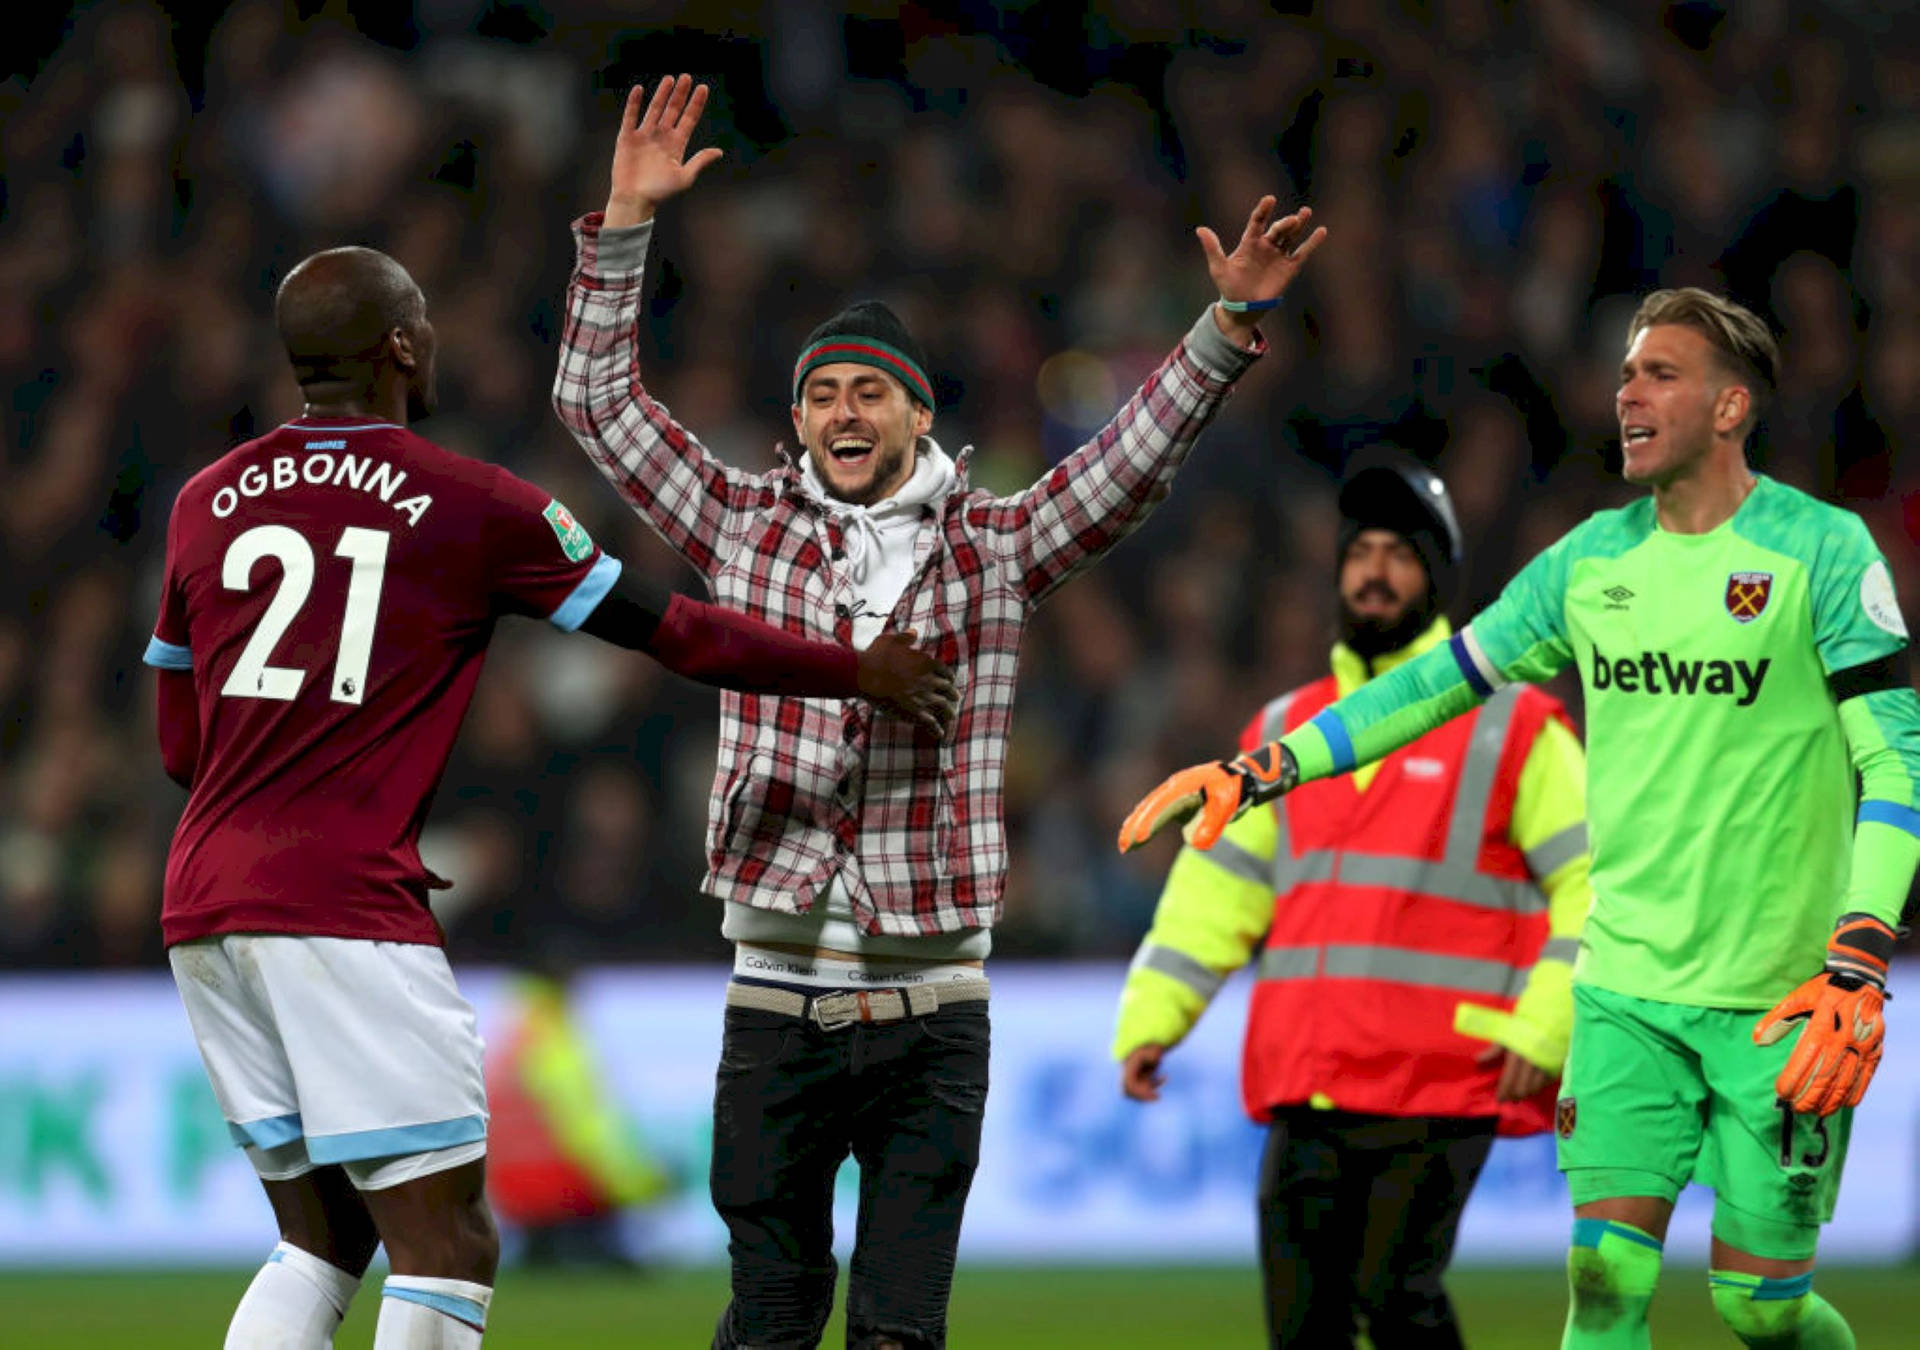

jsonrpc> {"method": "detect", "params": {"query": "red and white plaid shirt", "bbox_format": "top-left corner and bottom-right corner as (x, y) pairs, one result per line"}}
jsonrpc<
(553, 214), (1263, 935)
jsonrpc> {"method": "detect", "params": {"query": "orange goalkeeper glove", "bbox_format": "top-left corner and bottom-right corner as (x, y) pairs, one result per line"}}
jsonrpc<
(1754, 913), (1898, 1116)
(1117, 743), (1296, 853)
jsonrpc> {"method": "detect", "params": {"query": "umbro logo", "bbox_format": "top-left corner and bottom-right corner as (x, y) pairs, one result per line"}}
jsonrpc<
(1602, 585), (1634, 608)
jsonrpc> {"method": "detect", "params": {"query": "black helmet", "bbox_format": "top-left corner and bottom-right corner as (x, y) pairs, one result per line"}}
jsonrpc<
(1336, 452), (1463, 611)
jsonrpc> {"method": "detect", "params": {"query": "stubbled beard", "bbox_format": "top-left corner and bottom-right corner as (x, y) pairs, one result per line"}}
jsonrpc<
(1340, 596), (1435, 659)
(814, 438), (908, 505)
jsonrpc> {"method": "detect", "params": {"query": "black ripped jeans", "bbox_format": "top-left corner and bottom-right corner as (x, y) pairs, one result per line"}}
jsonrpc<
(709, 998), (991, 1350)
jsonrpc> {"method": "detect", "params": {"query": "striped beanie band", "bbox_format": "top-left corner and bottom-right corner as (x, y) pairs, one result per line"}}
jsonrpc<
(792, 301), (935, 408)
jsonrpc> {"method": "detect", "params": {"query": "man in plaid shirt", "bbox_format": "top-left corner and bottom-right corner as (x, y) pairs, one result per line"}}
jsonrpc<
(553, 77), (1327, 1349)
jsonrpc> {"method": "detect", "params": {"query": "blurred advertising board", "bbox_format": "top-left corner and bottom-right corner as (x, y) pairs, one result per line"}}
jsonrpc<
(1, 963), (1914, 1265)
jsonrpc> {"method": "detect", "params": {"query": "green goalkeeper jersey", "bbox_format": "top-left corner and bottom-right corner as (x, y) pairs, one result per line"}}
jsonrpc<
(1279, 475), (1920, 1009)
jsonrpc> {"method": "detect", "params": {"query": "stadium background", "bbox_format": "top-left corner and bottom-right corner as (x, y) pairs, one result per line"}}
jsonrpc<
(3, 0), (1919, 1344)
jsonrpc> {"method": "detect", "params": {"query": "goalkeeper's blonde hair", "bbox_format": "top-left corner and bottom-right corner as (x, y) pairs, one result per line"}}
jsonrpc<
(1628, 288), (1780, 442)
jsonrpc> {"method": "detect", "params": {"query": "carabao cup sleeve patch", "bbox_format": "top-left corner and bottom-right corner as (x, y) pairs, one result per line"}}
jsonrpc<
(543, 498), (595, 562)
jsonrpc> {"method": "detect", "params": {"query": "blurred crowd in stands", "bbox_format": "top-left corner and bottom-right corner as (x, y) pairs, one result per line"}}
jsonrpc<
(3, 0), (1916, 968)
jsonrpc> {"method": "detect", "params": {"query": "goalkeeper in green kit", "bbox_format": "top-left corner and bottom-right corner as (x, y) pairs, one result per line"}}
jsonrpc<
(1120, 287), (1920, 1349)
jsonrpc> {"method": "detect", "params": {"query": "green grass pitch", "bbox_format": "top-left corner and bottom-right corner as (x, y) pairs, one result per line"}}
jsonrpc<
(4, 1264), (1918, 1346)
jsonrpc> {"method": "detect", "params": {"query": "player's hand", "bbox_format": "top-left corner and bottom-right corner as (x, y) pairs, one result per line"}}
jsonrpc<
(1475, 1043), (1555, 1103)
(1116, 744), (1295, 853)
(1755, 912), (1897, 1116)
(1120, 1044), (1168, 1103)
(1755, 974), (1887, 1116)
(605, 76), (725, 227)
(858, 630), (958, 739)
(1198, 198), (1328, 340)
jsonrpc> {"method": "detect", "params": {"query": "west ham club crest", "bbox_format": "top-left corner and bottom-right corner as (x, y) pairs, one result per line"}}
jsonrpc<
(1725, 572), (1773, 623)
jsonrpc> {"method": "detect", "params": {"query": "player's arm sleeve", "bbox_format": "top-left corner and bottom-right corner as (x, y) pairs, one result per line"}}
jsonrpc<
(496, 468), (862, 697)
(1816, 518), (1920, 929)
(975, 310), (1262, 606)
(587, 581), (862, 699)
(1278, 538), (1577, 784)
(482, 472), (624, 633)
(1453, 714), (1591, 1072)
(551, 214), (758, 580)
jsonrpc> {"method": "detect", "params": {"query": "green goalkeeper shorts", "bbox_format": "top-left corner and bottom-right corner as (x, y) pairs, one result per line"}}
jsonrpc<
(1555, 983), (1851, 1260)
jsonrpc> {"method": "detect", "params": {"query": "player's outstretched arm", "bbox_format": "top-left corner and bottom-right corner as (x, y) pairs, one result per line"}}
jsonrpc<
(578, 567), (958, 737)
(1120, 525), (1583, 852)
(1118, 634), (1484, 852)
(604, 76), (725, 227)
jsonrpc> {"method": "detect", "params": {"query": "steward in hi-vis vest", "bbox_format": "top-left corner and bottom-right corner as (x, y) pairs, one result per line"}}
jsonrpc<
(1114, 454), (1592, 1349)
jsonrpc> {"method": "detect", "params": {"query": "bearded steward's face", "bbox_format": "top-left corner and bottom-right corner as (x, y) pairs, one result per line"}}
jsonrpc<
(1338, 527), (1432, 656)
(791, 363), (930, 505)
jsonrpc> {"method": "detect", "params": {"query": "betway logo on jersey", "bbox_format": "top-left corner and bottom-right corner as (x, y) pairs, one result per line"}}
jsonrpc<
(1590, 647), (1770, 706)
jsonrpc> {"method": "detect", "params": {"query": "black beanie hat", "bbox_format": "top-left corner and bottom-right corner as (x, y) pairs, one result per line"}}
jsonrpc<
(792, 301), (935, 409)
(1336, 452), (1464, 611)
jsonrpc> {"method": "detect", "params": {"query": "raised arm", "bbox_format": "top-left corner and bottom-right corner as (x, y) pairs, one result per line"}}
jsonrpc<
(975, 199), (1327, 605)
(552, 77), (756, 579)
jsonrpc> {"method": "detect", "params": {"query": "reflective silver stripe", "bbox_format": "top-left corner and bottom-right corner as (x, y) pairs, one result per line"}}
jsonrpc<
(1322, 944), (1527, 997)
(1258, 946), (1320, 980)
(1257, 944), (1526, 996)
(1330, 853), (1544, 914)
(1202, 834), (1271, 887)
(1134, 943), (1226, 1000)
(1259, 690), (1300, 889)
(1524, 823), (1588, 879)
(1263, 685), (1549, 914)
(1540, 936), (1582, 964)
(1275, 849), (1337, 891)
(1256, 690), (1300, 744)
(1445, 686), (1522, 865)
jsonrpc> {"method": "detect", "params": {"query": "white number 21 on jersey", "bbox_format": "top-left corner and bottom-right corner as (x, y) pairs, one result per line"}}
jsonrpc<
(220, 524), (389, 705)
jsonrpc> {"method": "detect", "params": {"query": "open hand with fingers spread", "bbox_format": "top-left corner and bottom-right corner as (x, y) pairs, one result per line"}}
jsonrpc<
(1198, 198), (1329, 342)
(605, 75), (726, 227)
(857, 630), (960, 739)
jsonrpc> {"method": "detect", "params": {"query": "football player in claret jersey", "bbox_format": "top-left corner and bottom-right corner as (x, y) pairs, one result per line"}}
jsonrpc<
(1123, 288), (1920, 1349)
(144, 246), (956, 1350)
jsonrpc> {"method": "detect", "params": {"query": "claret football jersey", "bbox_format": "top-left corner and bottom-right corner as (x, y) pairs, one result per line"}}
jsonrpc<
(146, 417), (618, 946)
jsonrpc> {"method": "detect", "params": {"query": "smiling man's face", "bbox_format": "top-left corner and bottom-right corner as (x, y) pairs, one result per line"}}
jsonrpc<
(792, 362), (931, 505)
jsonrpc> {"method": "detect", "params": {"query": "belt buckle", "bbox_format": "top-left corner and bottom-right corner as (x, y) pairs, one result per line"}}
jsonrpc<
(812, 992), (862, 1031)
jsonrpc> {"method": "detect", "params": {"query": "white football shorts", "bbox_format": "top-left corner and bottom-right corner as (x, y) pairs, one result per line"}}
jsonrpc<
(169, 934), (488, 1190)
